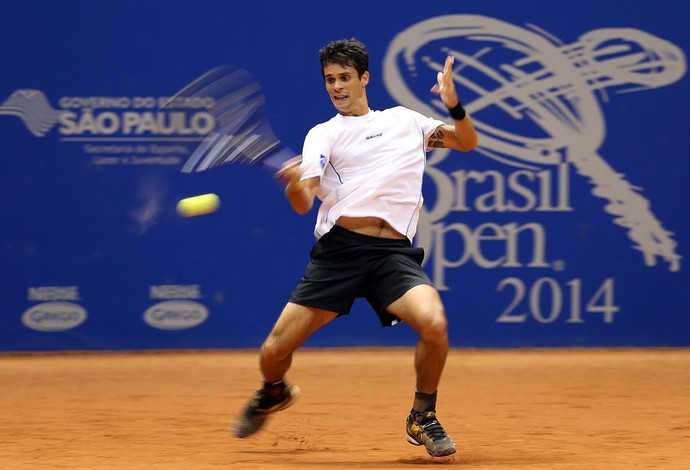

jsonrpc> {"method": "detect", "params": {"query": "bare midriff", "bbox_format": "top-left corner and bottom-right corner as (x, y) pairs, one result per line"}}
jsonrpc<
(335, 216), (407, 239)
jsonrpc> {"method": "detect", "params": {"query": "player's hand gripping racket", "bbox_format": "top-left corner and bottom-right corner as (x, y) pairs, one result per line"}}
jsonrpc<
(161, 65), (301, 173)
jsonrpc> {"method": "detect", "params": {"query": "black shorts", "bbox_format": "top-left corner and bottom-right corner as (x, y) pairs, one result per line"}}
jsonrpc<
(289, 225), (433, 326)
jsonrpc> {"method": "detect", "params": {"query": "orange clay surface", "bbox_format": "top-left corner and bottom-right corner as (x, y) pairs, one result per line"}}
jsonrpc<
(1, 348), (689, 470)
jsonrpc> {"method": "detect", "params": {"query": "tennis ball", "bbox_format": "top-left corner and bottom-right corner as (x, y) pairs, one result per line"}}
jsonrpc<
(177, 193), (220, 217)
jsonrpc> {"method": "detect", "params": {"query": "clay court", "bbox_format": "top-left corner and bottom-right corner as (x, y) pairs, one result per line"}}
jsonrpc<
(1, 348), (689, 469)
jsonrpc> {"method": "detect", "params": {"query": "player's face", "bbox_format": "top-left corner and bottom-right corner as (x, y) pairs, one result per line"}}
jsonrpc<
(323, 63), (369, 116)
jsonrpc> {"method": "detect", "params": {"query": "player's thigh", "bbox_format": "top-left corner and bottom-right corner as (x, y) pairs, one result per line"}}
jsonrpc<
(385, 284), (447, 335)
(264, 302), (339, 353)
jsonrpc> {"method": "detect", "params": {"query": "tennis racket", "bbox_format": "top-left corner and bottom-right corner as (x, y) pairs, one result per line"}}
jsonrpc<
(161, 65), (300, 173)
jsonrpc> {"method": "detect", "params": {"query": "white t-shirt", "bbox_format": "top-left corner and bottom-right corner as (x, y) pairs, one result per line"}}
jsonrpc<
(300, 106), (445, 241)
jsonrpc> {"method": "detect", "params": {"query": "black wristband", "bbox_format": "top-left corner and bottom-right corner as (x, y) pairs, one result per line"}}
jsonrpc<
(448, 102), (466, 121)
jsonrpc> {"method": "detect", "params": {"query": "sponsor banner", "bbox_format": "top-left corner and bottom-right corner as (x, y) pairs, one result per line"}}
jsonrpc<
(0, 1), (688, 350)
(0, 91), (213, 166)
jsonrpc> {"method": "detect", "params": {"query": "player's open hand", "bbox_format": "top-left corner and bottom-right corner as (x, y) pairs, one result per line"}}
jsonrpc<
(431, 55), (460, 108)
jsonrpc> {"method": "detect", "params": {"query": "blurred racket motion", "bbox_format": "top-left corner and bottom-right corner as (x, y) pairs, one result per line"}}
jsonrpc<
(161, 65), (300, 173)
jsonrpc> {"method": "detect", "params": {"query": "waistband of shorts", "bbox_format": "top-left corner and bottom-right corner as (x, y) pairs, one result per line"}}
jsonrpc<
(326, 225), (412, 247)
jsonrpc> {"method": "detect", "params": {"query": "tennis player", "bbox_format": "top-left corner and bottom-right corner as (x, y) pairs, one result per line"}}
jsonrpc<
(234, 38), (478, 458)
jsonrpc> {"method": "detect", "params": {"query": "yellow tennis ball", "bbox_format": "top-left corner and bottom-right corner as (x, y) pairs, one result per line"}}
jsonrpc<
(177, 193), (220, 217)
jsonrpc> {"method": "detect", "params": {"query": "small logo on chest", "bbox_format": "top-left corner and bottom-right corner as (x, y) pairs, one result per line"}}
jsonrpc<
(366, 132), (383, 140)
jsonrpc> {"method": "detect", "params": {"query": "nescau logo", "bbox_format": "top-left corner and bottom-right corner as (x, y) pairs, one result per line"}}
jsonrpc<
(22, 302), (88, 332)
(143, 300), (208, 330)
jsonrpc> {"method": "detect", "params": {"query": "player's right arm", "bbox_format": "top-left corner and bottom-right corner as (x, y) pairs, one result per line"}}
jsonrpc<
(276, 125), (328, 215)
(277, 162), (319, 215)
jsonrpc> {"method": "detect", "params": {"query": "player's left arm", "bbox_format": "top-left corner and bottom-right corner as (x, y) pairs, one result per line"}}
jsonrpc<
(427, 121), (476, 151)
(427, 55), (479, 152)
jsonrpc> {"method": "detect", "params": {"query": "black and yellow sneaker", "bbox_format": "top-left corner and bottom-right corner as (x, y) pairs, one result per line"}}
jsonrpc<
(233, 382), (300, 438)
(405, 410), (457, 458)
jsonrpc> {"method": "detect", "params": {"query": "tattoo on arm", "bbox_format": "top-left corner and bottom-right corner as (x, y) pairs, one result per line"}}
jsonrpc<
(427, 128), (446, 148)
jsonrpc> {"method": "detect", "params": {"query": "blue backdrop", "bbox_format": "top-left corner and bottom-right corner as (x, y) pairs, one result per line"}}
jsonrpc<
(1, 0), (689, 351)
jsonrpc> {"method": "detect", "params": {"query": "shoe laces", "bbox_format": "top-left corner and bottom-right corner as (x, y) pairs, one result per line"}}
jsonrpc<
(249, 390), (268, 409)
(415, 412), (448, 441)
(250, 386), (286, 410)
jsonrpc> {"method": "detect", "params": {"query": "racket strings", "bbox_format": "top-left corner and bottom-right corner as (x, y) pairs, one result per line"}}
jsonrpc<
(170, 65), (296, 173)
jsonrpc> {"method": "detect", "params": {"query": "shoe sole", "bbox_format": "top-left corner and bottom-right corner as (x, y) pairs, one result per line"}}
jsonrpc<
(406, 431), (457, 458)
(269, 384), (301, 413)
(406, 433), (422, 446)
(233, 385), (301, 438)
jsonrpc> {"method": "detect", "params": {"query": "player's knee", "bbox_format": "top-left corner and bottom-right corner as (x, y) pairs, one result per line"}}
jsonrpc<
(417, 306), (448, 343)
(260, 333), (290, 362)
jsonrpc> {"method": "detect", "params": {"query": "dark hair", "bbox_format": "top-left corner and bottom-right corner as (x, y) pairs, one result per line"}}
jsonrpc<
(319, 38), (369, 78)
